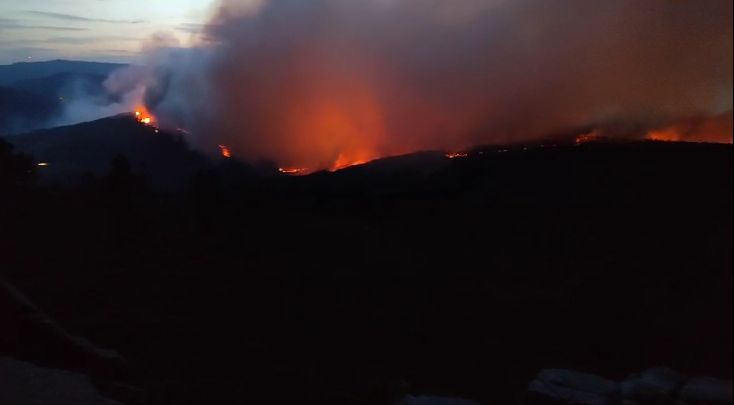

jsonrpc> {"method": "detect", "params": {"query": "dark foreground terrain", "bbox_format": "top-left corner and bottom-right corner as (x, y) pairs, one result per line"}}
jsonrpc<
(1, 132), (732, 404)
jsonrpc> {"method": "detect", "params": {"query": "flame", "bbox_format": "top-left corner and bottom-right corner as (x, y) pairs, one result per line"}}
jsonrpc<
(279, 167), (308, 175)
(575, 130), (602, 145)
(262, 73), (385, 172)
(218, 145), (232, 158)
(645, 114), (733, 144)
(646, 128), (681, 142)
(134, 106), (156, 126)
(331, 154), (370, 171)
(445, 152), (468, 159)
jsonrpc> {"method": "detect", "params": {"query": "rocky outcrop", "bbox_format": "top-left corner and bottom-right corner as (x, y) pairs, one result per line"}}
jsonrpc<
(396, 395), (483, 405)
(621, 367), (687, 403)
(0, 356), (123, 405)
(0, 279), (127, 379)
(679, 377), (733, 405)
(526, 369), (620, 405)
(526, 368), (732, 405)
(1, 279), (148, 404)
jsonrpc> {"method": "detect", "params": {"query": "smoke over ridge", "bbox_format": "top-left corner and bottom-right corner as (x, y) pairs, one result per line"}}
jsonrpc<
(140, 0), (732, 169)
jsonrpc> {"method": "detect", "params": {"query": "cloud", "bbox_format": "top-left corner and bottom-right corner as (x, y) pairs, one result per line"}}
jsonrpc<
(25, 11), (145, 24)
(0, 36), (141, 46)
(177, 23), (207, 34)
(0, 18), (89, 31)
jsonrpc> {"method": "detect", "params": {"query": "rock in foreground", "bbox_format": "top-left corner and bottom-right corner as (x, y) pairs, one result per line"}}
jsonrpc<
(526, 368), (732, 405)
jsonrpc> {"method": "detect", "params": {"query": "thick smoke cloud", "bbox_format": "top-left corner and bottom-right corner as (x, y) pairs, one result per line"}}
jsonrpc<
(146, 0), (733, 169)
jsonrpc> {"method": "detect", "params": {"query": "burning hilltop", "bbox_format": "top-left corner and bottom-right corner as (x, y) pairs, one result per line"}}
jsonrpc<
(134, 106), (156, 127)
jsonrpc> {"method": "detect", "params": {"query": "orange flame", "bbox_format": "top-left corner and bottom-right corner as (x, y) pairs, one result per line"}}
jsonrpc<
(646, 128), (681, 142)
(279, 167), (308, 175)
(645, 114), (733, 144)
(331, 154), (370, 171)
(575, 130), (602, 145)
(218, 145), (232, 158)
(445, 152), (468, 159)
(134, 106), (156, 126)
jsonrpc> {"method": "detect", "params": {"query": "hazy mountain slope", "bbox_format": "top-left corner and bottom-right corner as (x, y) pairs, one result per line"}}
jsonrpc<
(8, 72), (112, 102)
(0, 86), (62, 134)
(0, 60), (125, 86)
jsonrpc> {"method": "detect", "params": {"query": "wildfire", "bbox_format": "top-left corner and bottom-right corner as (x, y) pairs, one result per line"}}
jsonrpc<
(646, 129), (680, 142)
(134, 106), (155, 126)
(445, 152), (469, 159)
(645, 114), (733, 144)
(279, 167), (308, 175)
(218, 145), (232, 158)
(332, 159), (369, 171)
(575, 130), (602, 145)
(329, 151), (374, 171)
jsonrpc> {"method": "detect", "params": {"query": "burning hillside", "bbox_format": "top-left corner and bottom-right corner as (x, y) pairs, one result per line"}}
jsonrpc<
(645, 113), (734, 143)
(114, 0), (732, 171)
(7, 115), (208, 187)
(2, 3), (732, 405)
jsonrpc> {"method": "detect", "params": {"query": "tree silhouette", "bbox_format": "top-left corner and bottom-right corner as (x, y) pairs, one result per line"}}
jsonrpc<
(0, 138), (35, 187)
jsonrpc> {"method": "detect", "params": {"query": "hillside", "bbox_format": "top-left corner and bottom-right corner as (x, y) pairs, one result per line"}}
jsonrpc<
(9, 72), (113, 102)
(1, 138), (730, 404)
(0, 60), (125, 86)
(0, 86), (62, 134)
(5, 115), (210, 187)
(0, 60), (128, 134)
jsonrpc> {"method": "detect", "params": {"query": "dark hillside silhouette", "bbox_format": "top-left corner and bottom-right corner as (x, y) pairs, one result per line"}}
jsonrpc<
(6, 115), (210, 188)
(0, 137), (34, 186)
(0, 86), (62, 134)
(1, 138), (732, 404)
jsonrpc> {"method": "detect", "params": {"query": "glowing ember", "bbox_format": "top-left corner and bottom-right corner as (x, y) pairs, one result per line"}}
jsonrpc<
(575, 131), (602, 145)
(279, 167), (308, 175)
(445, 152), (469, 159)
(219, 145), (232, 158)
(218, 145), (232, 158)
(330, 152), (374, 171)
(646, 130), (679, 142)
(644, 114), (733, 144)
(332, 160), (369, 171)
(646, 124), (689, 142)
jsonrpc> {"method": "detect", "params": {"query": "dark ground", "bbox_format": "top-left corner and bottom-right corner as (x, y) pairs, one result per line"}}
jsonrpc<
(1, 138), (731, 404)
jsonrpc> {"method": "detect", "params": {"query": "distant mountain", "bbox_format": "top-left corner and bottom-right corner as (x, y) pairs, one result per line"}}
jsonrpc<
(0, 60), (126, 86)
(0, 86), (62, 134)
(0, 60), (128, 135)
(9, 72), (113, 102)
(5, 115), (210, 188)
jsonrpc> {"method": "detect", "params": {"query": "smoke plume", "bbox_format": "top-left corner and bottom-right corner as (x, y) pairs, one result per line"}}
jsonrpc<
(143, 0), (733, 169)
